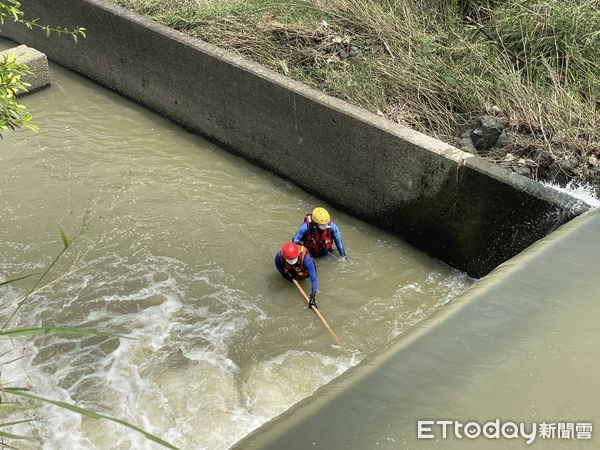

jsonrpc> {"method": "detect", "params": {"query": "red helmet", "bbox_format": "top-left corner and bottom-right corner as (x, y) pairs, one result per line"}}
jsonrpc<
(281, 242), (300, 261)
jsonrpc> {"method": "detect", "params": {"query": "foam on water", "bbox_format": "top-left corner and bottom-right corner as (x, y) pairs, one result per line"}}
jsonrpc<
(1, 247), (471, 449)
(542, 180), (600, 207)
(0, 244), (353, 449)
(242, 350), (352, 418)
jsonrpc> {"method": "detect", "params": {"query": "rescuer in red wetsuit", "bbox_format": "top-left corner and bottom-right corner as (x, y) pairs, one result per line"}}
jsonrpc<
(274, 242), (318, 309)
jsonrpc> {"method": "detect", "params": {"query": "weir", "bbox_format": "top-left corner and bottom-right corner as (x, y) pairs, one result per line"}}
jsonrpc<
(0, 39), (472, 448)
(238, 208), (600, 449)
(0, 0), (590, 277)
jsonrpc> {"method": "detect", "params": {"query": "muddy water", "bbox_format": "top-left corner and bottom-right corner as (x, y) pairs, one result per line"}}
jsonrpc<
(0, 42), (471, 449)
(239, 209), (600, 450)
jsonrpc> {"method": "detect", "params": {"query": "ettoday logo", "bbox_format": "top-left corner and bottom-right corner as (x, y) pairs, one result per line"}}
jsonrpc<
(417, 419), (593, 444)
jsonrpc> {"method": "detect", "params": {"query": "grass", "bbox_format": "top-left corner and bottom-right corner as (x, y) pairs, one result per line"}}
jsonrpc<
(112, 0), (599, 187)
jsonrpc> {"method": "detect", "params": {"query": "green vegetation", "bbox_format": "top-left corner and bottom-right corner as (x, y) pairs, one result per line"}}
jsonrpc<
(114, 0), (599, 186)
(0, 1), (86, 40)
(0, 0), (85, 137)
(0, 48), (37, 136)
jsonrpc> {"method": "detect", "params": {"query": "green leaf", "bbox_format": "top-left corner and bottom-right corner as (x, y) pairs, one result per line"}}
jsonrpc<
(0, 273), (38, 287)
(0, 405), (34, 412)
(58, 225), (70, 248)
(2, 230), (71, 330)
(0, 327), (132, 339)
(0, 430), (29, 440)
(0, 418), (38, 428)
(1, 389), (180, 450)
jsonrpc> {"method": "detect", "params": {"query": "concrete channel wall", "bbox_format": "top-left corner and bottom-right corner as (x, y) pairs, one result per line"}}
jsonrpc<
(0, 0), (589, 277)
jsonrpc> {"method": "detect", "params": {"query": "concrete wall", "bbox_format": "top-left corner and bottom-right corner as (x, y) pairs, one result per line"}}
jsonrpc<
(0, 44), (50, 94)
(0, 0), (588, 277)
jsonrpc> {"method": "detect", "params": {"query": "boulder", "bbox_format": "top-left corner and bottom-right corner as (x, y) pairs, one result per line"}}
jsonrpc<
(470, 115), (505, 152)
(532, 149), (554, 178)
(458, 133), (477, 154)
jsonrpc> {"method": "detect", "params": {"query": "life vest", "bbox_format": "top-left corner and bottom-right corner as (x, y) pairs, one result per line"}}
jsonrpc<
(282, 245), (309, 278)
(303, 214), (333, 255)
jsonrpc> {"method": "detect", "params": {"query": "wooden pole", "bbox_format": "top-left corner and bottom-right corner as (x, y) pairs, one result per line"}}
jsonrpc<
(292, 279), (343, 348)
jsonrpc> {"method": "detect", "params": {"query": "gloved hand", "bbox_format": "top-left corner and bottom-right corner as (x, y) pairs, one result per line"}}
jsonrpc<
(309, 293), (317, 309)
(283, 272), (294, 282)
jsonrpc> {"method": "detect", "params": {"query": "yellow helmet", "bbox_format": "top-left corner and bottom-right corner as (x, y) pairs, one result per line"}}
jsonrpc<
(312, 207), (330, 225)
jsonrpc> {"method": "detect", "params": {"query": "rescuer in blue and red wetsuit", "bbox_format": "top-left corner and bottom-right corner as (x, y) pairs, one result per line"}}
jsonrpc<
(292, 207), (346, 258)
(275, 242), (319, 309)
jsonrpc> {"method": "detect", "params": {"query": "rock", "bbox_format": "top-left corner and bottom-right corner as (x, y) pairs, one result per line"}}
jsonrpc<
(533, 149), (554, 170)
(588, 155), (597, 166)
(469, 115), (505, 152)
(563, 154), (580, 173)
(518, 158), (535, 166)
(458, 134), (477, 154)
(531, 149), (554, 179)
(588, 166), (600, 181)
(499, 161), (533, 178)
(546, 162), (570, 184)
(494, 130), (511, 149)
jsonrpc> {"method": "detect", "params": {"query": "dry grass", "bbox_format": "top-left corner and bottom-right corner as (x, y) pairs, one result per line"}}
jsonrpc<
(112, 0), (600, 188)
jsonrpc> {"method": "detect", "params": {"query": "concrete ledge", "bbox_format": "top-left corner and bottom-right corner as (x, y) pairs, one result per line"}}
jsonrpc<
(0, 44), (50, 95)
(0, 0), (590, 277)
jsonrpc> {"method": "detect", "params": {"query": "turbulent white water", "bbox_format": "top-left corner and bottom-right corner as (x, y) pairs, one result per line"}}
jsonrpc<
(0, 45), (472, 449)
(542, 180), (600, 208)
